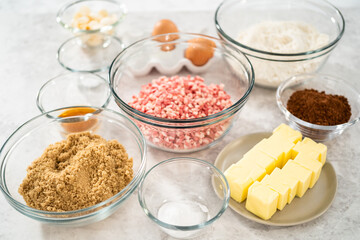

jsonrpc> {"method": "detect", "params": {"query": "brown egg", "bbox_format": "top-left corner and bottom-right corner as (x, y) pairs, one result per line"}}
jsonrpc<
(152, 19), (179, 40)
(185, 38), (216, 66)
(152, 19), (179, 51)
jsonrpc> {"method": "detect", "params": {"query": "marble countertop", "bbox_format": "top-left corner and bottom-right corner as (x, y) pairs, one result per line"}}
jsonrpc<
(0, 0), (359, 239)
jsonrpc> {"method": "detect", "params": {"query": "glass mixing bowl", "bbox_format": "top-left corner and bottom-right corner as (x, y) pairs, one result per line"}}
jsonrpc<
(0, 107), (146, 226)
(138, 157), (230, 239)
(56, 0), (126, 72)
(57, 34), (124, 73)
(109, 33), (254, 153)
(215, 0), (345, 88)
(56, 0), (127, 35)
(36, 72), (111, 115)
(276, 74), (360, 142)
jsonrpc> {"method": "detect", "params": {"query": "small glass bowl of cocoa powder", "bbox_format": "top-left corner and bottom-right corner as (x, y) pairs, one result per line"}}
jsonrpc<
(276, 73), (360, 142)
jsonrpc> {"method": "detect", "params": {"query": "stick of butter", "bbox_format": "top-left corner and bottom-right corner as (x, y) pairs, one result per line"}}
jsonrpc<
(243, 149), (276, 173)
(294, 151), (322, 188)
(281, 160), (312, 198)
(224, 124), (302, 203)
(273, 123), (302, 144)
(240, 125), (328, 220)
(292, 137), (327, 165)
(261, 168), (290, 210)
(224, 162), (266, 202)
(246, 181), (279, 220)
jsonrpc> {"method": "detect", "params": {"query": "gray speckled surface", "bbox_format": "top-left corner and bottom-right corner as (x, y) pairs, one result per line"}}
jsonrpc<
(0, 0), (359, 239)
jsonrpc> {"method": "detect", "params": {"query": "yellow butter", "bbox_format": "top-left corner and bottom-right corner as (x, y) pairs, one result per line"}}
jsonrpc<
(246, 181), (279, 220)
(263, 168), (298, 204)
(303, 138), (327, 165)
(243, 148), (276, 173)
(276, 171), (299, 204)
(261, 168), (290, 210)
(259, 135), (295, 168)
(294, 152), (322, 188)
(226, 124), (326, 209)
(273, 123), (302, 144)
(224, 163), (266, 202)
(282, 160), (312, 197)
(292, 138), (327, 165)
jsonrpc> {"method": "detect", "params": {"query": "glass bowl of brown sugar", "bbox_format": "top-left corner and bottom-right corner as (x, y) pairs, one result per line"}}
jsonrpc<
(276, 73), (360, 142)
(0, 107), (146, 226)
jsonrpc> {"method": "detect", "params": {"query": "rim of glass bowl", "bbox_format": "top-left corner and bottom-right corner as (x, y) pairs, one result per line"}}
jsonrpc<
(215, 0), (345, 58)
(138, 157), (230, 231)
(109, 32), (255, 125)
(0, 107), (147, 218)
(56, 0), (127, 34)
(56, 34), (124, 73)
(276, 73), (360, 131)
(36, 72), (111, 114)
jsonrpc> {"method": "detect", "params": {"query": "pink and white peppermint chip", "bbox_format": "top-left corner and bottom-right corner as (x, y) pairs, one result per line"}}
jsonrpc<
(128, 75), (233, 150)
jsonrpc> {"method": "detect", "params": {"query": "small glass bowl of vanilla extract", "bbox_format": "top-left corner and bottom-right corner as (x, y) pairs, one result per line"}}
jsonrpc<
(37, 72), (111, 133)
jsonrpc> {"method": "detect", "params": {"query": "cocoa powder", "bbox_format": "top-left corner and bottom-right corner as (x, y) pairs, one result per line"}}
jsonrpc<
(286, 89), (351, 126)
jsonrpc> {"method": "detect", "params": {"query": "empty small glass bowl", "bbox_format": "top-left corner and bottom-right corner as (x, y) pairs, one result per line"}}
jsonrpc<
(138, 157), (230, 239)
(0, 107), (146, 226)
(215, 0), (345, 88)
(276, 73), (360, 142)
(57, 34), (124, 72)
(36, 72), (111, 117)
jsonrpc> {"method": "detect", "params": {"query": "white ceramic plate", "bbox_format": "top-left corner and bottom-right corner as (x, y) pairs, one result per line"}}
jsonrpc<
(214, 132), (337, 226)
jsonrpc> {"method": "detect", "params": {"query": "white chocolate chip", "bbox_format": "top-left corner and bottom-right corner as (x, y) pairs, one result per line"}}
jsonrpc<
(77, 16), (90, 24)
(100, 17), (113, 26)
(97, 9), (109, 18)
(78, 6), (91, 16)
(88, 20), (102, 30)
(72, 6), (119, 32)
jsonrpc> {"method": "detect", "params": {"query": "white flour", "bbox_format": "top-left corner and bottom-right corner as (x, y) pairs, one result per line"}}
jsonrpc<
(238, 21), (330, 87)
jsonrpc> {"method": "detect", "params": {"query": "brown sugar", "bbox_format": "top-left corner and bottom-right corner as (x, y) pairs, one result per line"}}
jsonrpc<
(286, 89), (351, 126)
(18, 132), (133, 212)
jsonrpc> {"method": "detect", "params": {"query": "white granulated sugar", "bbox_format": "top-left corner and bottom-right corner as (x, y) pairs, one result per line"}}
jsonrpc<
(238, 21), (329, 87)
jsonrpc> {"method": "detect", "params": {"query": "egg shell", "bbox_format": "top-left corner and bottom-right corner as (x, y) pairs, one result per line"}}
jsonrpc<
(185, 38), (216, 66)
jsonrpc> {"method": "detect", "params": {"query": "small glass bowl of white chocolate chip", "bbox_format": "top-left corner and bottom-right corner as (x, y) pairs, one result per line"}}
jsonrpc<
(57, 0), (127, 35)
(56, 0), (126, 72)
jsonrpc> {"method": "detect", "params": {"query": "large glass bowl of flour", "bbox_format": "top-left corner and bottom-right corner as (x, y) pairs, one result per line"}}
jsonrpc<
(215, 0), (345, 88)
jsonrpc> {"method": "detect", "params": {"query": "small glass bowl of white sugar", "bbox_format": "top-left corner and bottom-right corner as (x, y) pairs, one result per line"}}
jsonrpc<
(138, 157), (230, 239)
